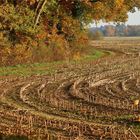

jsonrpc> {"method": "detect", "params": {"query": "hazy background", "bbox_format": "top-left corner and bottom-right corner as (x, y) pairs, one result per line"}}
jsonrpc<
(90, 9), (140, 27)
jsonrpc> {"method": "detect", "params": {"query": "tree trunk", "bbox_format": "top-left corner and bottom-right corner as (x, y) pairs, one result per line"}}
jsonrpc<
(34, 0), (47, 29)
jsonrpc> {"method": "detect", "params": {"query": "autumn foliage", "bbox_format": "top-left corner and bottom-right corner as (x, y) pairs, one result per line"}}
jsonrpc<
(0, 0), (140, 66)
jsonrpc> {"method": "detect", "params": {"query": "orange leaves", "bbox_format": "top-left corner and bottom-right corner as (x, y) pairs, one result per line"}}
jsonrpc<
(73, 52), (81, 60)
(1, 0), (140, 66)
(0, 44), (32, 66)
(92, 1), (106, 20)
(36, 33), (46, 39)
(115, 0), (124, 7)
(26, 0), (36, 5)
(59, 0), (74, 12)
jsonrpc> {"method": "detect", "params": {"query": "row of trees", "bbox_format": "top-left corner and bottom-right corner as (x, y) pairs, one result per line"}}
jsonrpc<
(90, 25), (140, 37)
(0, 0), (140, 65)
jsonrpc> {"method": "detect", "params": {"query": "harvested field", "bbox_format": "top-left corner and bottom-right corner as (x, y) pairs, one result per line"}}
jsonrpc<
(0, 37), (140, 140)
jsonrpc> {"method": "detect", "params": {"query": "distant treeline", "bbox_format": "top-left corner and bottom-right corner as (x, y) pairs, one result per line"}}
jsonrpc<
(90, 25), (140, 37)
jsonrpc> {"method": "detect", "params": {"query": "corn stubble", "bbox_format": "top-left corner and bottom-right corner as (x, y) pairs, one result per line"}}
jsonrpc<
(0, 38), (140, 140)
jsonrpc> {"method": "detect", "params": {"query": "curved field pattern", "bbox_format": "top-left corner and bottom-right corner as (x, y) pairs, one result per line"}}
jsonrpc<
(0, 38), (140, 140)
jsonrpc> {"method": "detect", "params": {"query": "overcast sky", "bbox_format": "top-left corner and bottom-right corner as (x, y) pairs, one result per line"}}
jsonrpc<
(90, 10), (140, 27)
(126, 11), (140, 25)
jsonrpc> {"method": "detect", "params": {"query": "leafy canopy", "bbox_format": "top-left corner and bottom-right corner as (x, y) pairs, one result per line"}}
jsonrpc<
(0, 0), (140, 65)
(0, 0), (140, 34)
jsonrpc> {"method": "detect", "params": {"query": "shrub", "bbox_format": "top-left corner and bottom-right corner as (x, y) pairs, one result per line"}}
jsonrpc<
(88, 30), (104, 40)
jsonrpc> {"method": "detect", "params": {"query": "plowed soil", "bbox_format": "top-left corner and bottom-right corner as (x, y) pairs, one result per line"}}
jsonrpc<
(0, 38), (140, 140)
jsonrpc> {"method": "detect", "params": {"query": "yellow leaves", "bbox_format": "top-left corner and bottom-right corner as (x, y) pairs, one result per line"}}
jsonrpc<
(36, 33), (46, 39)
(13, 44), (32, 63)
(1, 0), (137, 66)
(0, 32), (3, 40)
(115, 0), (124, 8)
(73, 52), (81, 60)
(0, 44), (32, 66)
(0, 47), (11, 65)
(26, 0), (36, 5)
(92, 2), (106, 20)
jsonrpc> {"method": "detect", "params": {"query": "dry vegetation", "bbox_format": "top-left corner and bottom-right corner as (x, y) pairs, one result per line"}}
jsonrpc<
(0, 37), (140, 140)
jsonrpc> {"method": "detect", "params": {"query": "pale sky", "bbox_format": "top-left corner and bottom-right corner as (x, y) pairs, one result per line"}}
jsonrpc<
(126, 11), (140, 25)
(90, 10), (140, 27)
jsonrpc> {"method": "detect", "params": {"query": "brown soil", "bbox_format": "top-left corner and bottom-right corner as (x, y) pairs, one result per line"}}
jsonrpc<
(0, 38), (140, 140)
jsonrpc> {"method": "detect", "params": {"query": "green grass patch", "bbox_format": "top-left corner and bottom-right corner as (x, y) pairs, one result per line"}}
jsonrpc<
(113, 114), (140, 132)
(82, 48), (115, 61)
(83, 49), (106, 60)
(0, 49), (112, 77)
(0, 134), (28, 140)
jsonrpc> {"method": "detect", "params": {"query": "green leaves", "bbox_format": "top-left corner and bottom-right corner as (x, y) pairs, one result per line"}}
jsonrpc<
(71, 1), (84, 18)
(0, 3), (35, 34)
(1, 0), (139, 36)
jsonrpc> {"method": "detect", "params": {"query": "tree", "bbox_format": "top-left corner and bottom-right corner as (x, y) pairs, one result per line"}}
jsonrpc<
(0, 0), (140, 65)
(1, 0), (140, 37)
